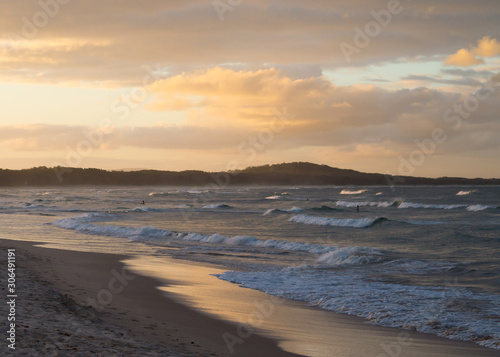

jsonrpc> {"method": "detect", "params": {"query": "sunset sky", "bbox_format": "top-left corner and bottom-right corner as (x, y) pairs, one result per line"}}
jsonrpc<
(1, 0), (499, 178)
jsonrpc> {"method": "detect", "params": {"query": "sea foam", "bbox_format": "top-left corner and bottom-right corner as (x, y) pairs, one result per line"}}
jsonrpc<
(50, 214), (384, 256)
(263, 207), (303, 215)
(335, 200), (394, 208)
(289, 214), (386, 228)
(397, 202), (465, 210)
(340, 189), (368, 195)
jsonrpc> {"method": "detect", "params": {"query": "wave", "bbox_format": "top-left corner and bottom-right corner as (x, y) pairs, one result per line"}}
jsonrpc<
(24, 203), (46, 208)
(340, 189), (367, 195)
(466, 204), (493, 212)
(400, 220), (446, 226)
(311, 205), (338, 212)
(456, 190), (475, 196)
(397, 202), (465, 210)
(263, 207), (303, 215)
(202, 204), (232, 209)
(50, 214), (384, 256)
(289, 214), (387, 228)
(51, 216), (171, 240)
(186, 190), (209, 194)
(335, 200), (394, 208)
(66, 212), (117, 222)
(128, 207), (173, 213)
(148, 192), (169, 197)
(64, 195), (91, 201)
(216, 267), (500, 350)
(35, 191), (60, 196)
(316, 247), (383, 266)
(265, 193), (309, 201)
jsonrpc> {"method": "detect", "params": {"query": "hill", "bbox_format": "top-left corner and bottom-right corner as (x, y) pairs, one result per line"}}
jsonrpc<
(0, 162), (498, 186)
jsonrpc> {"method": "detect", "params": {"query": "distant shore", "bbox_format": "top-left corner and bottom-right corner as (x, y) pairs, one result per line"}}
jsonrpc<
(1, 162), (499, 187)
(1, 238), (499, 356)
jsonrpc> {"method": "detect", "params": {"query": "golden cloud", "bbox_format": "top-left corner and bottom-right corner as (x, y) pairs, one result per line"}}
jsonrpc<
(445, 36), (500, 67)
(475, 36), (500, 57)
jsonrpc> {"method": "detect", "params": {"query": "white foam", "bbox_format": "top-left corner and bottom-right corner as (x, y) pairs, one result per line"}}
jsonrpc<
(148, 192), (169, 197)
(316, 247), (382, 266)
(35, 191), (58, 196)
(263, 207), (303, 215)
(340, 189), (367, 195)
(335, 200), (393, 208)
(51, 217), (171, 241)
(128, 207), (170, 213)
(217, 267), (500, 350)
(466, 204), (491, 212)
(50, 214), (383, 256)
(289, 214), (386, 228)
(457, 190), (475, 196)
(186, 190), (209, 194)
(397, 202), (465, 210)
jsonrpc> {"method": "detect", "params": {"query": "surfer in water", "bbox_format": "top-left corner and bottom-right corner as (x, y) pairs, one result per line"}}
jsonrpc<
(356, 205), (359, 212)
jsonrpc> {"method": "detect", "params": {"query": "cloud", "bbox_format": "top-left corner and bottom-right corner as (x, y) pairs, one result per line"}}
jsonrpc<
(475, 36), (500, 57)
(1, 1), (500, 83)
(440, 68), (494, 78)
(2, 69), (499, 161)
(445, 36), (500, 67)
(401, 74), (482, 87)
(444, 49), (484, 67)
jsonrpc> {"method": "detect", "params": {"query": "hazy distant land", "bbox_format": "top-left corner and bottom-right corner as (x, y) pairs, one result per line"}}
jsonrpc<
(1, 162), (499, 187)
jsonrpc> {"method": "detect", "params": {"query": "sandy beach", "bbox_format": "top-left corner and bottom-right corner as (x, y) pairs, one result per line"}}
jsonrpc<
(1, 238), (499, 357)
(0, 239), (299, 356)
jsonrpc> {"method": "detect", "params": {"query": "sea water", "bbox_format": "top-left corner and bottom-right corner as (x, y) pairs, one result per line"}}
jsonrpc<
(0, 185), (499, 350)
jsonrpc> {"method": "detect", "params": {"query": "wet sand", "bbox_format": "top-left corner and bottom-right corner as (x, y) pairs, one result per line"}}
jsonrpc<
(0, 239), (299, 356)
(1, 238), (499, 356)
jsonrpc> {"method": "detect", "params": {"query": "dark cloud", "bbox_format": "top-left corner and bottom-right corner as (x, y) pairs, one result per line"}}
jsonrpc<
(1, 0), (499, 83)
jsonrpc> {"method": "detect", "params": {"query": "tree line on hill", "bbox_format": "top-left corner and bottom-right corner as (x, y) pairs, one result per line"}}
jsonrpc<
(0, 162), (498, 186)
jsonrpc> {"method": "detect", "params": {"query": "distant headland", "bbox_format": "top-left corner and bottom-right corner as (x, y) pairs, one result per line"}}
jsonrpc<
(0, 162), (499, 187)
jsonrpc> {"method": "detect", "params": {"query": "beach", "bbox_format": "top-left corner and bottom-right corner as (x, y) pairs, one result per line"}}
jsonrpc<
(1, 237), (499, 356)
(0, 238), (301, 356)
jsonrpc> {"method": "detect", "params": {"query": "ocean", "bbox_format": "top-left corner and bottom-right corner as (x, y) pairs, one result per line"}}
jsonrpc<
(1, 185), (499, 351)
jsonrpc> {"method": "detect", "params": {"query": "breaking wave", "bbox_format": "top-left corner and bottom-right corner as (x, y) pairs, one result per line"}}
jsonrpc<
(466, 204), (493, 212)
(148, 192), (170, 197)
(456, 190), (475, 196)
(340, 189), (368, 195)
(49, 214), (385, 256)
(397, 202), (465, 210)
(263, 207), (303, 215)
(335, 200), (394, 208)
(202, 204), (233, 209)
(316, 246), (383, 266)
(289, 214), (387, 228)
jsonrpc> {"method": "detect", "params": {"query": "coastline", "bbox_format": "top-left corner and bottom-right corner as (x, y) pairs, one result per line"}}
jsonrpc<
(0, 239), (299, 356)
(1, 238), (499, 356)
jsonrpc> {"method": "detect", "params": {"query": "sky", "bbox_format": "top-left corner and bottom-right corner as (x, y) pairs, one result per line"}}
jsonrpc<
(1, 0), (499, 178)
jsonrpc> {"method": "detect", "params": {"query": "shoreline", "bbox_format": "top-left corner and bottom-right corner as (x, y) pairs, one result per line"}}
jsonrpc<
(1, 238), (499, 356)
(0, 239), (299, 356)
